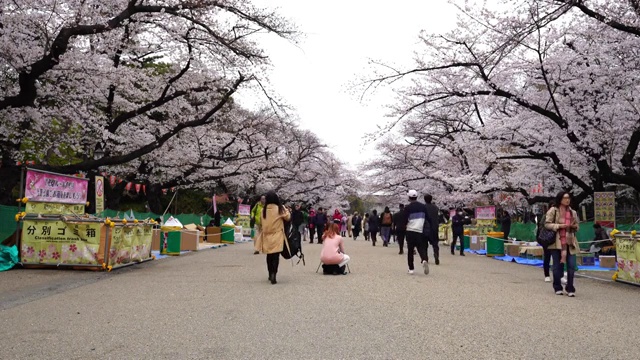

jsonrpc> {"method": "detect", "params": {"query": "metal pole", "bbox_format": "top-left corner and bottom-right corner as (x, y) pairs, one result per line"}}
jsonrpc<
(103, 225), (111, 269)
(15, 166), (25, 262)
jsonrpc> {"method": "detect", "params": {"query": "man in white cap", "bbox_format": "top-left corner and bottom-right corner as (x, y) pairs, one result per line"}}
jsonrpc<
(401, 190), (430, 275)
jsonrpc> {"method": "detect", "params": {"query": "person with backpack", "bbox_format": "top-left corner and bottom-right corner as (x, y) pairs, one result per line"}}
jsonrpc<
(379, 207), (393, 247)
(320, 223), (351, 273)
(402, 190), (430, 275)
(255, 191), (290, 285)
(368, 209), (380, 246)
(392, 204), (407, 255)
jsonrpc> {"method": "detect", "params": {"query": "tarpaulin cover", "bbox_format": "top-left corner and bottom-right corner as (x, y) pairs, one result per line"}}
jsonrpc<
(0, 244), (18, 271)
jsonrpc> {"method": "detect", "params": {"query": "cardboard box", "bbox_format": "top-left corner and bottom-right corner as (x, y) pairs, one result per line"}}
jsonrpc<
(505, 243), (521, 257)
(151, 229), (161, 251)
(469, 235), (485, 250)
(180, 230), (201, 251)
(205, 226), (221, 243)
(184, 223), (198, 231)
(577, 253), (595, 266)
(519, 246), (544, 258)
(600, 255), (616, 269)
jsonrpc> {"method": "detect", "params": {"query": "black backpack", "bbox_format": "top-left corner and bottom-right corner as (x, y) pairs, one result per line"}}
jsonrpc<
(282, 223), (305, 265)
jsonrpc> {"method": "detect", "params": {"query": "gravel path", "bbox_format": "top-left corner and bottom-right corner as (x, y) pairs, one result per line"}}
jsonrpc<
(1, 238), (638, 359)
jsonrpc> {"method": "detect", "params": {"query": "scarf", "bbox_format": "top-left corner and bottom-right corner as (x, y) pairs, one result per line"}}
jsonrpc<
(558, 206), (572, 263)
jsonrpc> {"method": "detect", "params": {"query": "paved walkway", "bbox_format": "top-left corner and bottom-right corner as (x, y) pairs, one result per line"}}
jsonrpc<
(1, 238), (638, 359)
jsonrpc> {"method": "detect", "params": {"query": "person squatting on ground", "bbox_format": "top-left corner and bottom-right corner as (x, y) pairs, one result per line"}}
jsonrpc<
(255, 191), (291, 285)
(368, 209), (380, 246)
(379, 206), (393, 247)
(250, 195), (266, 255)
(320, 223), (351, 270)
(402, 190), (430, 275)
(392, 204), (407, 254)
(545, 191), (580, 297)
(424, 194), (440, 265)
(450, 208), (466, 256)
(363, 213), (370, 240)
(313, 208), (328, 244)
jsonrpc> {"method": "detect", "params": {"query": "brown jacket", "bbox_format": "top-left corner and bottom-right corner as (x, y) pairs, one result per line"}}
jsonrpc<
(544, 206), (580, 255)
(255, 205), (291, 254)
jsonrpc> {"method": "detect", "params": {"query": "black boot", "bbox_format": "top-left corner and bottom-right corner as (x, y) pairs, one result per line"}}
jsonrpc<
(435, 256), (440, 265)
(268, 273), (274, 282)
(271, 273), (277, 284)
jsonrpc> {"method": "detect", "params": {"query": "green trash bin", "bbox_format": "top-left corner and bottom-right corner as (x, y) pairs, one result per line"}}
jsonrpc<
(165, 231), (182, 255)
(221, 224), (235, 244)
(486, 232), (505, 256)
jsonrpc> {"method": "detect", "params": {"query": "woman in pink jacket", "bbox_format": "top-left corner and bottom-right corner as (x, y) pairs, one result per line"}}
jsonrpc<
(320, 224), (351, 268)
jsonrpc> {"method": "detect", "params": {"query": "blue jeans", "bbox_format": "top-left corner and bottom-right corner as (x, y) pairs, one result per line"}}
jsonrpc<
(551, 247), (576, 293)
(381, 227), (391, 244)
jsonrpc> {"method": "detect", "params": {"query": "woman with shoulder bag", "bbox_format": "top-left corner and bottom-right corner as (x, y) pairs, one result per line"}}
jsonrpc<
(544, 192), (580, 297)
(538, 201), (555, 283)
(255, 191), (291, 284)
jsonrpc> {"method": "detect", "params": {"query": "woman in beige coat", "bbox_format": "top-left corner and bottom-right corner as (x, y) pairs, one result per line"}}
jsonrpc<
(255, 191), (290, 284)
(544, 191), (580, 297)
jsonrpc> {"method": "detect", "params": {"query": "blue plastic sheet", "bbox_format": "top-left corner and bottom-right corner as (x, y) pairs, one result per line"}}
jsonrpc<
(0, 244), (18, 271)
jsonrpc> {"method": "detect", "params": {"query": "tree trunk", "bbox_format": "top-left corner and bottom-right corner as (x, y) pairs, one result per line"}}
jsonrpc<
(146, 183), (164, 215)
(0, 161), (23, 206)
(105, 181), (126, 210)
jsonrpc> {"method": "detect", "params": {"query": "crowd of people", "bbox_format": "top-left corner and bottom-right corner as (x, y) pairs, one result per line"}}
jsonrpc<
(247, 189), (590, 297)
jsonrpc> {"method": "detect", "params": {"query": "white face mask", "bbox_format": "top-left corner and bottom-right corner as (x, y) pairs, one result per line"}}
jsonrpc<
(458, 212), (463, 215)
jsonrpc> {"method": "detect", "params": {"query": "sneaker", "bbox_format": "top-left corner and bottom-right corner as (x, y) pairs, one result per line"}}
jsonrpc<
(545, 277), (551, 283)
(567, 292), (575, 297)
(253, 251), (259, 255)
(451, 251), (455, 255)
(555, 291), (563, 295)
(460, 253), (465, 256)
(408, 269), (414, 275)
(422, 260), (430, 275)
(398, 251), (404, 255)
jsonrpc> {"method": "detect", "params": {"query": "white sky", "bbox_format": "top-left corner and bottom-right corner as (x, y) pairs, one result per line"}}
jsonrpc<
(244, 0), (458, 169)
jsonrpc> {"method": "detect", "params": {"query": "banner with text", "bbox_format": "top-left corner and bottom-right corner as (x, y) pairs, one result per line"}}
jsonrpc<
(95, 176), (105, 214)
(25, 170), (88, 205)
(21, 220), (104, 265)
(615, 238), (639, 284)
(238, 204), (251, 216)
(25, 202), (85, 215)
(475, 206), (496, 220)
(594, 192), (616, 229)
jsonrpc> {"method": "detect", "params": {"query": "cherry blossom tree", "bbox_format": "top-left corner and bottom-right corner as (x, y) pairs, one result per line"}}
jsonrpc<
(0, 0), (296, 204)
(361, 0), (640, 206)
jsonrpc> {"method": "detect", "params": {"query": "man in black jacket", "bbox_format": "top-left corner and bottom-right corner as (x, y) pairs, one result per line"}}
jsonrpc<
(424, 194), (441, 265)
(314, 207), (327, 244)
(402, 190), (430, 275)
(291, 204), (304, 236)
(392, 204), (407, 254)
(451, 208), (466, 256)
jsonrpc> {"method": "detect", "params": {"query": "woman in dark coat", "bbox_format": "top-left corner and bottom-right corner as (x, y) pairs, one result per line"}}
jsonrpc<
(368, 209), (380, 246)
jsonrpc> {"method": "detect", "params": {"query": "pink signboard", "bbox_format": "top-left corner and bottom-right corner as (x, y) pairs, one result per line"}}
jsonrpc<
(238, 204), (251, 216)
(475, 206), (496, 220)
(25, 170), (88, 204)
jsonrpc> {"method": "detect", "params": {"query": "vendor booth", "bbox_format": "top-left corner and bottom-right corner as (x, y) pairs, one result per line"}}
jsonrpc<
(17, 168), (154, 270)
